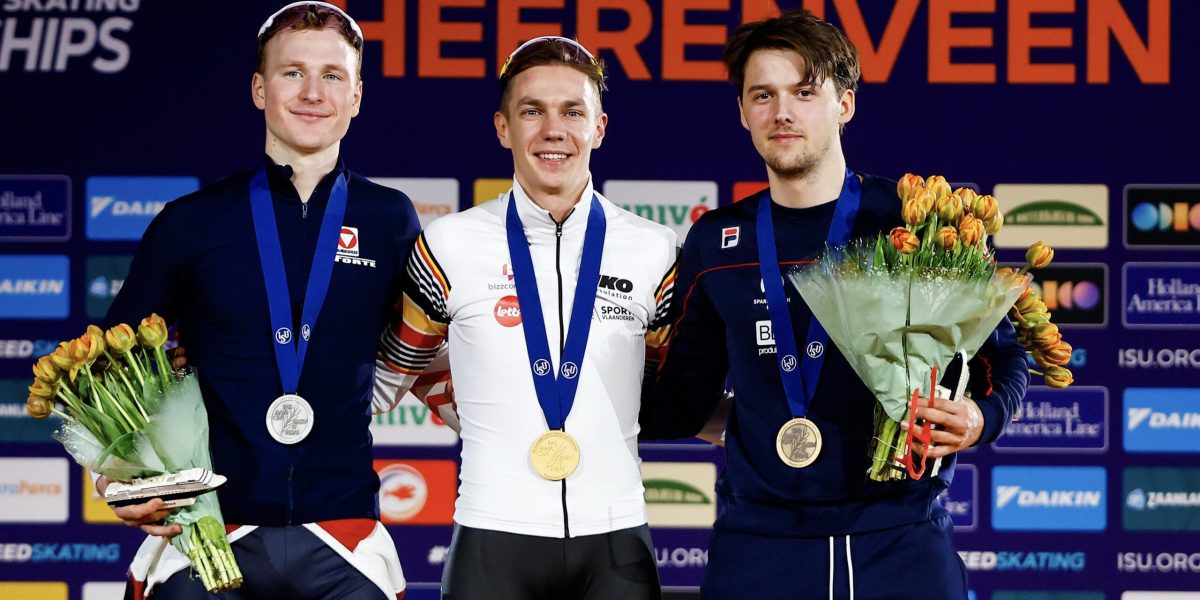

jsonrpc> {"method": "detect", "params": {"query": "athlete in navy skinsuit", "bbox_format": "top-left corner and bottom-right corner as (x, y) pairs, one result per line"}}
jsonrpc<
(100, 4), (422, 598)
(640, 10), (1028, 599)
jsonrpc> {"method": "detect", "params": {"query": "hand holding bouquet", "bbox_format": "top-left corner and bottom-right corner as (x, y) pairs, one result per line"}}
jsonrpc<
(26, 315), (243, 592)
(789, 174), (1074, 482)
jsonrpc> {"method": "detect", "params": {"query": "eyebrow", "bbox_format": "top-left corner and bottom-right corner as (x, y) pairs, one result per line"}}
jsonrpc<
(515, 96), (588, 109)
(745, 81), (815, 94)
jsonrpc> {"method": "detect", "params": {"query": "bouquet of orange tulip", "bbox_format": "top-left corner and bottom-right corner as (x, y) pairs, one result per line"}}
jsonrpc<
(26, 314), (242, 592)
(789, 174), (1075, 482)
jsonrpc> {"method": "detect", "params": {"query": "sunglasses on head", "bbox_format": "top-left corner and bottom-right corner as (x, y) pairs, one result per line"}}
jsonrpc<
(258, 1), (363, 44)
(498, 36), (598, 79)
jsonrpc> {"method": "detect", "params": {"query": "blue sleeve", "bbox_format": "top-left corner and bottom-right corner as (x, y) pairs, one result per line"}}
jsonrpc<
(970, 317), (1029, 445)
(104, 203), (186, 328)
(639, 228), (728, 440)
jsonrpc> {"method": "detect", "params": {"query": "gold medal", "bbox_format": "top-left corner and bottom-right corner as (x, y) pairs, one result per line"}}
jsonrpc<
(530, 430), (580, 481)
(776, 417), (822, 468)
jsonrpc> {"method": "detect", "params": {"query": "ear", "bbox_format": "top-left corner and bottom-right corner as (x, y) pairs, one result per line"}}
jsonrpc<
(494, 111), (512, 149)
(592, 112), (608, 149)
(252, 72), (266, 110)
(350, 79), (363, 118)
(737, 95), (749, 131)
(837, 88), (855, 126)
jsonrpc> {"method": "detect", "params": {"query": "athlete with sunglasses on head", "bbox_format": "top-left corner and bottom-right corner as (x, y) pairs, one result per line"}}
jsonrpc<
(375, 36), (677, 600)
(102, 3), (430, 598)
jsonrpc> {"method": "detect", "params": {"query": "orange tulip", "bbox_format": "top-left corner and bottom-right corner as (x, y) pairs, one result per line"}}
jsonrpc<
(925, 175), (951, 202)
(935, 193), (963, 223)
(957, 215), (984, 247)
(984, 210), (1004, 235)
(1025, 241), (1054, 269)
(105, 323), (137, 354)
(1044, 365), (1074, 389)
(32, 356), (60, 384)
(971, 194), (998, 221)
(138, 314), (169, 348)
(897, 173), (924, 203)
(889, 227), (919, 254)
(902, 198), (928, 225)
(26, 395), (53, 419)
(933, 226), (958, 250)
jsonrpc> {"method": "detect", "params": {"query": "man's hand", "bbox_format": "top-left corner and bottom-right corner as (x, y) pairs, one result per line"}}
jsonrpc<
(95, 475), (182, 538)
(900, 395), (984, 459)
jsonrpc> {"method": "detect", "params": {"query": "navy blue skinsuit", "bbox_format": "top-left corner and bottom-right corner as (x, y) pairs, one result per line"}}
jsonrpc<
(641, 173), (1028, 600)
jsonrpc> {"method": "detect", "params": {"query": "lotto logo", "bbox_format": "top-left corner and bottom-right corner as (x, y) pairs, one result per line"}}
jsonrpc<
(494, 295), (522, 327)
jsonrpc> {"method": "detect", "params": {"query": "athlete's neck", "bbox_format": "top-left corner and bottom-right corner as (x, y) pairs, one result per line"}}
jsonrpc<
(518, 175), (589, 223)
(767, 152), (848, 209)
(266, 141), (340, 204)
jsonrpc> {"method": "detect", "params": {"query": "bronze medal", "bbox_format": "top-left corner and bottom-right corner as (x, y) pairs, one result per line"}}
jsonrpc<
(530, 430), (580, 480)
(776, 417), (822, 468)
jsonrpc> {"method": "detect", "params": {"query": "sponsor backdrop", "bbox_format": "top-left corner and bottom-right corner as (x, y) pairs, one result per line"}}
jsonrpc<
(1, 1), (1197, 598)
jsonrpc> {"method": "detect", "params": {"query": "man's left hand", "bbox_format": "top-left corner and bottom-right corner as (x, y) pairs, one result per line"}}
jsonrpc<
(900, 395), (984, 459)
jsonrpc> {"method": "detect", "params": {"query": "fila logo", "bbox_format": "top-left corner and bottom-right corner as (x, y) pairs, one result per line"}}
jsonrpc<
(338, 226), (360, 257)
(598, 275), (634, 293)
(494, 295), (522, 327)
(721, 226), (740, 249)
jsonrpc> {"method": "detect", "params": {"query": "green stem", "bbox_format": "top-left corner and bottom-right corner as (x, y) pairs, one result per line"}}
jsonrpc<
(114, 368), (149, 420)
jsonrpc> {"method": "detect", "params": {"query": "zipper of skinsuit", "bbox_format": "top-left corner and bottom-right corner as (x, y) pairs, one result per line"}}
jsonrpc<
(553, 215), (571, 539)
(287, 197), (309, 524)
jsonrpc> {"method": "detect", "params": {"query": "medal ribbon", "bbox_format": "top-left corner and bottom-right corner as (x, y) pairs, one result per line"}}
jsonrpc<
(757, 169), (861, 418)
(249, 166), (348, 395)
(506, 192), (606, 430)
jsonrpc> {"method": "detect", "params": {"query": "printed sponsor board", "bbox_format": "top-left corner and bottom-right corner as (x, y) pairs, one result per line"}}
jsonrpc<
(0, 339), (59, 360)
(958, 550), (1087, 572)
(604, 180), (716, 241)
(82, 582), (127, 600)
(1123, 468), (1200, 531)
(1122, 594), (1200, 599)
(0, 255), (69, 319)
(1123, 388), (1200, 453)
(0, 582), (68, 599)
(82, 468), (121, 524)
(374, 459), (456, 525)
(938, 464), (977, 531)
(0, 175), (71, 242)
(370, 177), (459, 228)
(473, 179), (510, 206)
(1119, 347), (1200, 369)
(0, 379), (62, 443)
(85, 176), (197, 241)
(996, 387), (1107, 453)
(1123, 263), (1200, 328)
(993, 592), (1104, 600)
(641, 461), (716, 528)
(992, 184), (1107, 249)
(85, 255), (132, 319)
(0, 542), (122, 564)
(1020, 263), (1107, 327)
(1124, 185), (1200, 248)
(370, 401), (459, 447)
(991, 466), (1106, 531)
(1116, 551), (1200, 574)
(0, 457), (68, 523)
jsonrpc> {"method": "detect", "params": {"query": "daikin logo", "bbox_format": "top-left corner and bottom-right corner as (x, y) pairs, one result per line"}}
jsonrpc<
(996, 486), (1102, 508)
(1124, 389), (1200, 453)
(992, 467), (1106, 531)
(1127, 407), (1200, 430)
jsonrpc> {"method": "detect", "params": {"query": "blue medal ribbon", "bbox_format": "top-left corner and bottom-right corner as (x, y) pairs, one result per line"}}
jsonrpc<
(757, 169), (861, 418)
(249, 166), (348, 395)
(505, 192), (606, 430)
